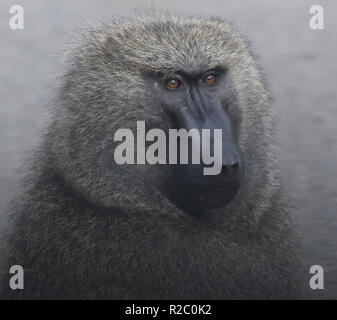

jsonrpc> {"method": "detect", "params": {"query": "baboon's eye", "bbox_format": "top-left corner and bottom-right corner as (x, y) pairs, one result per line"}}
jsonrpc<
(204, 74), (216, 85)
(165, 78), (183, 89)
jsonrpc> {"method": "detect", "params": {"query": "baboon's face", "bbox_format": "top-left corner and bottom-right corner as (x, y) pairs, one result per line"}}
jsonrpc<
(150, 67), (244, 212)
(58, 18), (266, 213)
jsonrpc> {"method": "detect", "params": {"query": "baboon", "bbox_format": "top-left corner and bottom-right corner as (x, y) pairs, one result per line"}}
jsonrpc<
(0, 13), (303, 299)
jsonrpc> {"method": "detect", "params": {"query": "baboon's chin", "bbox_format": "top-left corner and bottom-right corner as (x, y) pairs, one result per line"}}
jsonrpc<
(167, 178), (242, 215)
(164, 164), (243, 215)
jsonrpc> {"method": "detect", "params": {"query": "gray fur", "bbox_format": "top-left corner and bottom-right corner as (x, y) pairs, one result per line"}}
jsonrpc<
(0, 12), (303, 299)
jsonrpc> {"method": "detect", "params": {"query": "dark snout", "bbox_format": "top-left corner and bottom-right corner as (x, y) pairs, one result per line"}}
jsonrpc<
(168, 89), (244, 211)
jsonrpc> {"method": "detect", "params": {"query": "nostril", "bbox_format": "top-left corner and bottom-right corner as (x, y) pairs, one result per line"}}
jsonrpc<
(231, 162), (240, 170)
(222, 162), (240, 172)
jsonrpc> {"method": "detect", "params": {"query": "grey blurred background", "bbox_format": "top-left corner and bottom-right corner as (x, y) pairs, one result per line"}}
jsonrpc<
(0, 0), (336, 299)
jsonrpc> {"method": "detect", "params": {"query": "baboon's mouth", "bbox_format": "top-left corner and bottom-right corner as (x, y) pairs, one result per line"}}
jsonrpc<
(167, 171), (242, 213)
